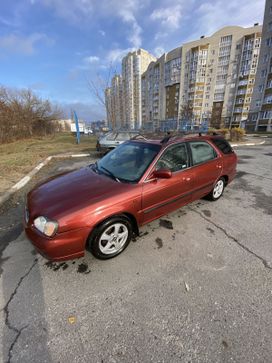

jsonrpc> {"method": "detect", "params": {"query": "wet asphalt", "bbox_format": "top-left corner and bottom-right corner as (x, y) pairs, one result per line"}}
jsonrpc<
(0, 140), (272, 363)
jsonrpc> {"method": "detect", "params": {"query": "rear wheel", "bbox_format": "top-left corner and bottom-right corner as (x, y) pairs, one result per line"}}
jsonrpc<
(207, 177), (225, 201)
(88, 216), (132, 259)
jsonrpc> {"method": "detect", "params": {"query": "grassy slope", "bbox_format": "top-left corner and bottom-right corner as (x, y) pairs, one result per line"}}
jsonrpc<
(0, 133), (96, 191)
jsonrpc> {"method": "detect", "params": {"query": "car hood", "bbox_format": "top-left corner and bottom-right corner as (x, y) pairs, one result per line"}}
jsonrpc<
(27, 166), (136, 222)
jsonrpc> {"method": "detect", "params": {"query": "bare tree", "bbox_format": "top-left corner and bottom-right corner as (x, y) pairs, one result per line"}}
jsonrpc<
(86, 63), (115, 125)
(0, 86), (63, 143)
(179, 101), (194, 121)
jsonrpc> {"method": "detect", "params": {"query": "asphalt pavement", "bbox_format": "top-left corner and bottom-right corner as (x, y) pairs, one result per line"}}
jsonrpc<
(0, 140), (272, 363)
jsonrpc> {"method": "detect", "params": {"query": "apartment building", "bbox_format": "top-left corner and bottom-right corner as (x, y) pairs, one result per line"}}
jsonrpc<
(179, 25), (262, 129)
(122, 49), (156, 129)
(110, 74), (124, 129)
(248, 0), (272, 131)
(106, 26), (263, 131)
(105, 87), (112, 128)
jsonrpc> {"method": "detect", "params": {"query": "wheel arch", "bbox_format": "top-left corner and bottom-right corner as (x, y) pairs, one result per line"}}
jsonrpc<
(86, 212), (139, 248)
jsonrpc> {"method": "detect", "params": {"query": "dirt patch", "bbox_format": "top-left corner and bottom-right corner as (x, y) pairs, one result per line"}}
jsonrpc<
(159, 219), (173, 230)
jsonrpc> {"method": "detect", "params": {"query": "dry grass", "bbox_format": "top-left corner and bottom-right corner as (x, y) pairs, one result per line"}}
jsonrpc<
(0, 133), (96, 193)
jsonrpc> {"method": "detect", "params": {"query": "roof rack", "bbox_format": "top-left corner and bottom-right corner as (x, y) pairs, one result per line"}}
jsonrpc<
(160, 132), (172, 144)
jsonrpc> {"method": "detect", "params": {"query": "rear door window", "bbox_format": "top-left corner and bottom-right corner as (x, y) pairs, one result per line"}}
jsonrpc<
(211, 138), (233, 154)
(189, 141), (217, 165)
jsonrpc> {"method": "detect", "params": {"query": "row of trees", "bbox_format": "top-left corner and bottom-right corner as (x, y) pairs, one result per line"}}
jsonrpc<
(0, 86), (62, 143)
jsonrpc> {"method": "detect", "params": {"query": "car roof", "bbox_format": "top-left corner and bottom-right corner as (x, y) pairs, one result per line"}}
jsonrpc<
(129, 133), (224, 147)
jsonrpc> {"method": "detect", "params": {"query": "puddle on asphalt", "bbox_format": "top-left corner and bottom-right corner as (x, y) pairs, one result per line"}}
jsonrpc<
(155, 237), (163, 249)
(206, 227), (215, 234)
(44, 260), (90, 274)
(77, 262), (91, 274)
(202, 210), (212, 217)
(159, 219), (173, 230)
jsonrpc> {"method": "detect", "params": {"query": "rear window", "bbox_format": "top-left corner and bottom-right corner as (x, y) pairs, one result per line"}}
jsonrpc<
(212, 138), (233, 154)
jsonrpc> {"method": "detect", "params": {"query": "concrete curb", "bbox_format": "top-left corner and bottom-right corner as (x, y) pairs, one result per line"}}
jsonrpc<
(230, 140), (266, 147)
(0, 153), (91, 207)
(0, 139), (267, 207)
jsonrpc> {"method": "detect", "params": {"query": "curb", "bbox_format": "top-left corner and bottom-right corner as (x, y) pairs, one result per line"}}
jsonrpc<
(0, 153), (91, 207)
(230, 140), (266, 147)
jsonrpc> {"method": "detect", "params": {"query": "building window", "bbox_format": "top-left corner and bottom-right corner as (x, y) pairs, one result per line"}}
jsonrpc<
(269, 22), (272, 31)
(258, 84), (264, 92)
(261, 69), (267, 77)
(266, 37), (272, 46)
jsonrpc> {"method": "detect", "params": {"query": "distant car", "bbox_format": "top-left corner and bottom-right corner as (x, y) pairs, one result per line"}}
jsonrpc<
(96, 131), (145, 152)
(25, 134), (237, 261)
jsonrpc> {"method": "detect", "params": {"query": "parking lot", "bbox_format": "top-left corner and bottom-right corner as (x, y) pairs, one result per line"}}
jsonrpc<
(0, 139), (272, 363)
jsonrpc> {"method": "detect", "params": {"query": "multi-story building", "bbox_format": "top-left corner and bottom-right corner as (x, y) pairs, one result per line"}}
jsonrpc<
(141, 53), (165, 130)
(105, 87), (112, 128)
(248, 0), (272, 131)
(180, 25), (262, 129)
(122, 49), (156, 129)
(105, 25), (264, 131)
(110, 74), (124, 129)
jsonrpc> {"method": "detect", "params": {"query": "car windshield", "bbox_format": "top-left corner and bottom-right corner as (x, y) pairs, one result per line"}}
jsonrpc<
(103, 132), (117, 140)
(96, 141), (161, 183)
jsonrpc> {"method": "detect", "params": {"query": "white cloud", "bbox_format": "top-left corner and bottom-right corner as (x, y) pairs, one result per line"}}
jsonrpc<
(106, 47), (135, 63)
(187, 0), (265, 41)
(84, 55), (100, 63)
(42, 0), (144, 48)
(0, 32), (54, 55)
(151, 5), (182, 30)
(118, 7), (142, 48)
(99, 30), (106, 36)
(153, 46), (165, 57)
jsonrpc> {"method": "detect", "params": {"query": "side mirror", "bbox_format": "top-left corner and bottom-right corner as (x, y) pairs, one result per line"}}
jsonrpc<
(153, 168), (172, 179)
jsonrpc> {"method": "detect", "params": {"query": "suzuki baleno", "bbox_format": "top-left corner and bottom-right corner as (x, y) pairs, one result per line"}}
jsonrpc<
(25, 134), (237, 261)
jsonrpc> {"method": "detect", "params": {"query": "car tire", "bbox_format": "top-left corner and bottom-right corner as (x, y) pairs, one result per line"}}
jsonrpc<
(88, 216), (132, 259)
(207, 177), (225, 201)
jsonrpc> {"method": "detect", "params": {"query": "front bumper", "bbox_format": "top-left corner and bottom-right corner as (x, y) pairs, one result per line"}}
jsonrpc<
(25, 224), (91, 261)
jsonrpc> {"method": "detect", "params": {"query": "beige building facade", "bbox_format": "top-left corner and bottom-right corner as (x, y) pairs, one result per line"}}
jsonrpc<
(179, 25), (262, 129)
(106, 25), (265, 131)
(248, 0), (272, 131)
(122, 49), (156, 129)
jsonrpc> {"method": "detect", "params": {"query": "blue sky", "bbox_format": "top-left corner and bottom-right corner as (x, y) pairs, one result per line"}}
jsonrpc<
(0, 0), (266, 121)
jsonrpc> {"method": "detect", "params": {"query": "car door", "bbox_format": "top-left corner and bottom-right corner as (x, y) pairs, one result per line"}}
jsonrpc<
(141, 142), (194, 224)
(188, 140), (222, 200)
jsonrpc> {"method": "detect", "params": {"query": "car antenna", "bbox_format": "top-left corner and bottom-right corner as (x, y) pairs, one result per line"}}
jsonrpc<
(160, 132), (172, 144)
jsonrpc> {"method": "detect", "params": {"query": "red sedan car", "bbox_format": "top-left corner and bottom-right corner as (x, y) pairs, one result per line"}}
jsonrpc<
(25, 134), (237, 261)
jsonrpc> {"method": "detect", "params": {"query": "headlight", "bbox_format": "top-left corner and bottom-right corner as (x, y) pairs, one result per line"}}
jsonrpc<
(34, 216), (58, 237)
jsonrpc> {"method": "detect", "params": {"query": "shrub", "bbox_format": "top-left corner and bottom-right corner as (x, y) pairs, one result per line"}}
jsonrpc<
(229, 127), (245, 141)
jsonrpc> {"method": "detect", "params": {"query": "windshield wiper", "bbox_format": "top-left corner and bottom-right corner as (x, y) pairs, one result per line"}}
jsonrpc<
(99, 165), (120, 182)
(90, 161), (98, 173)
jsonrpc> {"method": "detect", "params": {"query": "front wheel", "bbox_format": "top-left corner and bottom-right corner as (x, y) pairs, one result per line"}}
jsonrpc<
(207, 177), (225, 201)
(88, 216), (132, 259)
